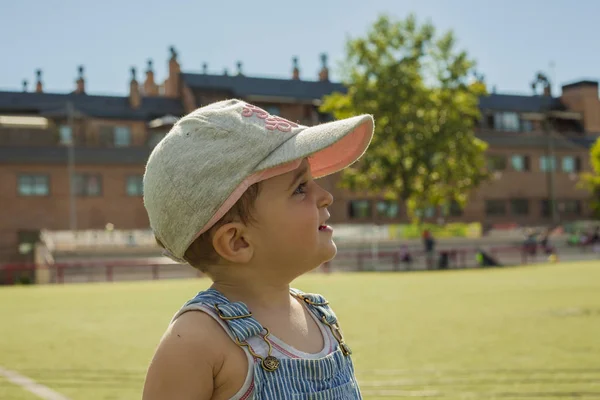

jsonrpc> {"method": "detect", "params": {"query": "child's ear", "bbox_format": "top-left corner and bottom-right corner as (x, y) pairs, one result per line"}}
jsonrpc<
(212, 222), (253, 263)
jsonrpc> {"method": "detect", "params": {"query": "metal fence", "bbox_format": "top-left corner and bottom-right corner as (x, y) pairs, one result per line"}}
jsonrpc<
(1, 244), (597, 285)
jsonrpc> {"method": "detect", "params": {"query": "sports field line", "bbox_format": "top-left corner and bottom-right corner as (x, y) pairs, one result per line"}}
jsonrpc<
(0, 366), (70, 400)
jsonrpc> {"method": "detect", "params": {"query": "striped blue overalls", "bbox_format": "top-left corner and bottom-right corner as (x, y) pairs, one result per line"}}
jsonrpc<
(173, 288), (362, 399)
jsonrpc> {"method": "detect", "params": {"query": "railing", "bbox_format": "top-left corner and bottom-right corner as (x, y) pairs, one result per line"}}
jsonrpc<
(0, 244), (597, 286)
(0, 259), (198, 285)
(329, 245), (529, 272)
(0, 126), (59, 146)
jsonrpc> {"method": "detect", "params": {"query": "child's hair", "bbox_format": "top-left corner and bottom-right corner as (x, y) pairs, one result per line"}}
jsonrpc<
(155, 183), (261, 272)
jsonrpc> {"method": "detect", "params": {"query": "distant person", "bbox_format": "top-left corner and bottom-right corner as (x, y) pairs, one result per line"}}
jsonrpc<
(438, 250), (450, 269)
(540, 230), (554, 255)
(523, 231), (537, 258)
(567, 231), (582, 246)
(423, 230), (436, 269)
(141, 100), (373, 399)
(592, 227), (600, 255)
(399, 244), (412, 269)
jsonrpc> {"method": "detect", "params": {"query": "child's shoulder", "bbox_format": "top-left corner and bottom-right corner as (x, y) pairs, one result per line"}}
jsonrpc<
(142, 312), (222, 399)
(165, 310), (230, 363)
(143, 311), (247, 399)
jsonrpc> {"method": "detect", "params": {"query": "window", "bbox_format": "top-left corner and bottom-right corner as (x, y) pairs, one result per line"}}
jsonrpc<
(562, 156), (575, 173)
(126, 175), (143, 196)
(441, 201), (463, 217)
(494, 112), (520, 132)
(520, 119), (533, 132)
(416, 205), (437, 219)
(562, 156), (581, 173)
(348, 200), (372, 219)
(485, 200), (507, 216)
(510, 198), (529, 215)
(18, 174), (49, 196)
(488, 155), (507, 171)
(376, 200), (399, 218)
(114, 126), (131, 147)
(99, 126), (113, 147)
(265, 106), (280, 116)
(541, 200), (554, 218)
(98, 125), (131, 147)
(540, 156), (556, 172)
(425, 207), (436, 218)
(59, 125), (72, 145)
(73, 173), (102, 196)
(561, 200), (581, 216)
(511, 155), (530, 172)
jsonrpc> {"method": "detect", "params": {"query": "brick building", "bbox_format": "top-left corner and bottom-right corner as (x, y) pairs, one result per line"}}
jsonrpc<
(0, 47), (598, 260)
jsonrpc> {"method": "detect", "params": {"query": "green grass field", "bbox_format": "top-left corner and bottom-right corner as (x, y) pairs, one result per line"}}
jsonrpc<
(1, 261), (599, 400)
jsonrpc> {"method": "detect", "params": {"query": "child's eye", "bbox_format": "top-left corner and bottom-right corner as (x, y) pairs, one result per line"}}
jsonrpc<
(293, 182), (307, 195)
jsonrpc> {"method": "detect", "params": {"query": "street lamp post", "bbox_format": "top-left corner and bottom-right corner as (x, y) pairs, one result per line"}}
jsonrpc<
(67, 101), (77, 232)
(544, 115), (559, 225)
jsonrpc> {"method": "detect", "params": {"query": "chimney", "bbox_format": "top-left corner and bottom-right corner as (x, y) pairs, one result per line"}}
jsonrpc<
(318, 53), (329, 82)
(202, 63), (208, 74)
(236, 61), (243, 76)
(561, 80), (600, 132)
(292, 56), (300, 80)
(164, 46), (181, 98)
(129, 67), (141, 109)
(144, 59), (158, 96)
(35, 69), (43, 93)
(223, 68), (229, 76)
(75, 65), (85, 94)
(543, 83), (552, 97)
(22, 80), (28, 92)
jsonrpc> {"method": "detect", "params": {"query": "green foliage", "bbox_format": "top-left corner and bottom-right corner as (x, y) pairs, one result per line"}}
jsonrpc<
(579, 137), (600, 217)
(321, 14), (489, 220)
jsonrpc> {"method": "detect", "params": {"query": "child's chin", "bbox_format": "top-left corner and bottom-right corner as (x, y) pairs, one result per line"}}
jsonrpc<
(320, 241), (337, 263)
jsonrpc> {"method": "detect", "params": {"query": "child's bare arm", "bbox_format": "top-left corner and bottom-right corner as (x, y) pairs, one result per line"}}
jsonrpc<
(142, 312), (222, 400)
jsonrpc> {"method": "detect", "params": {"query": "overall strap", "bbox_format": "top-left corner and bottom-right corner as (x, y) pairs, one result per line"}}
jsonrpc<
(291, 289), (352, 356)
(291, 289), (338, 325)
(183, 289), (281, 372)
(185, 288), (264, 343)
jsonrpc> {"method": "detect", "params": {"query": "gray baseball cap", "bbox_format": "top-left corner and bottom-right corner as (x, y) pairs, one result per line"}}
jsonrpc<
(143, 99), (374, 262)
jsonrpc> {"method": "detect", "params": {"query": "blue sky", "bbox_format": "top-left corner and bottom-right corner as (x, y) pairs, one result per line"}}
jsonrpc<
(1, 0), (598, 97)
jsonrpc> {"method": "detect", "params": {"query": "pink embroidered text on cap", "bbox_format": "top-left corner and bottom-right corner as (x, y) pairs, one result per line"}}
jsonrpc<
(242, 103), (299, 133)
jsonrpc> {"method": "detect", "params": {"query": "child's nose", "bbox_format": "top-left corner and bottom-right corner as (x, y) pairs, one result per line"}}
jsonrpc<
(319, 188), (333, 208)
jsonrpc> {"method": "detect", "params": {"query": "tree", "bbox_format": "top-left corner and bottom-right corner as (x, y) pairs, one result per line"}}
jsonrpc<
(580, 138), (600, 218)
(321, 14), (489, 220)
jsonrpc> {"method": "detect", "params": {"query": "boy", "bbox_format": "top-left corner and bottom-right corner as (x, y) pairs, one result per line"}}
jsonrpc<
(142, 99), (374, 399)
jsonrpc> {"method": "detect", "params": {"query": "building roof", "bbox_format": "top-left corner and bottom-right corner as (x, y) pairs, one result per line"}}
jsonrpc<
(181, 73), (346, 102)
(478, 94), (565, 113)
(0, 91), (183, 121)
(0, 146), (151, 165)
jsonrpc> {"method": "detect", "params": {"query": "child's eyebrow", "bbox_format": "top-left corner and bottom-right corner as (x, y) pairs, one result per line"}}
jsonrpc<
(287, 164), (309, 190)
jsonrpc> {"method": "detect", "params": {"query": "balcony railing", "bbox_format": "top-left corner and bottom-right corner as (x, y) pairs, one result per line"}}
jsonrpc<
(0, 126), (59, 146)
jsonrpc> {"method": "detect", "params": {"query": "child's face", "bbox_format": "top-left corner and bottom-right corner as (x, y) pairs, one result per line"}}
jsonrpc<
(247, 159), (336, 278)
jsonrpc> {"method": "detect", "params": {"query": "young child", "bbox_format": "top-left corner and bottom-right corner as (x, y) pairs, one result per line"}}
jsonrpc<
(141, 99), (374, 399)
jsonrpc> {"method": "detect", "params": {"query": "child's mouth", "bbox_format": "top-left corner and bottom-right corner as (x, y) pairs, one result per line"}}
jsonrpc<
(318, 225), (332, 232)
